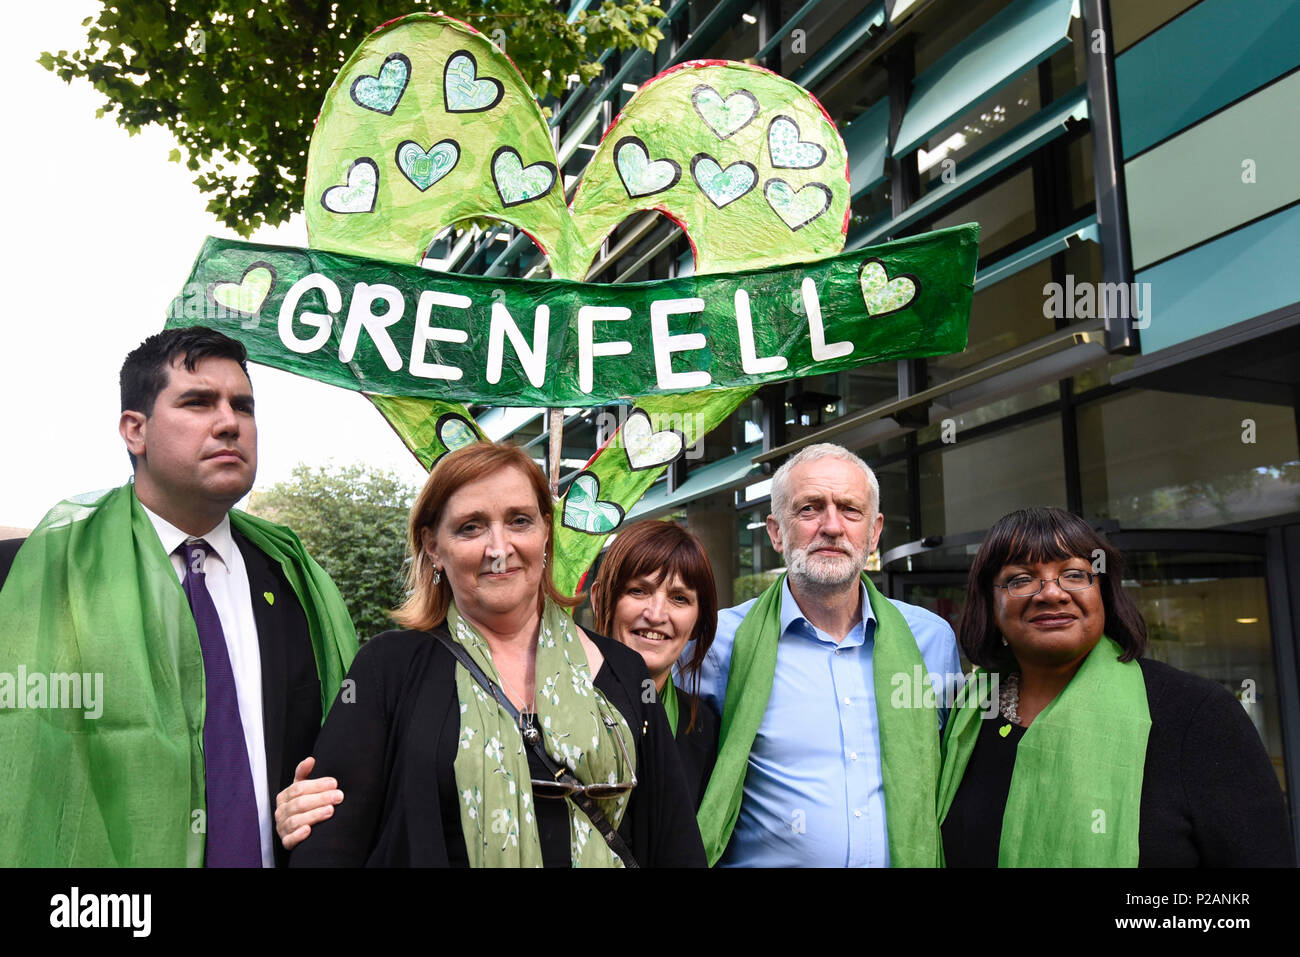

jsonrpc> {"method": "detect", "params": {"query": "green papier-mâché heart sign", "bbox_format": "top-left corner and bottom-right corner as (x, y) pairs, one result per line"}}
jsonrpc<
(168, 228), (974, 406)
(166, 13), (979, 596)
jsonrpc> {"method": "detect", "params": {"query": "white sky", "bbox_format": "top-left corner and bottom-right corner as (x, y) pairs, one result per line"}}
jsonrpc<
(0, 3), (431, 529)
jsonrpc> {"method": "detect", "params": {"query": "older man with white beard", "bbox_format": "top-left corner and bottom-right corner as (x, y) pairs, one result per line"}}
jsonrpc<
(690, 443), (960, 867)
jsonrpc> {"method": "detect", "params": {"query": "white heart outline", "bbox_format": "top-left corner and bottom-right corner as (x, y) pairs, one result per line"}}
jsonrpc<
(320, 158), (378, 214)
(621, 409), (686, 471)
(767, 115), (827, 170)
(209, 261), (277, 317)
(691, 153), (758, 208)
(858, 258), (921, 317)
(491, 145), (557, 208)
(561, 471), (626, 535)
(395, 138), (461, 192)
(691, 84), (760, 139)
(762, 178), (832, 230)
(613, 136), (682, 199)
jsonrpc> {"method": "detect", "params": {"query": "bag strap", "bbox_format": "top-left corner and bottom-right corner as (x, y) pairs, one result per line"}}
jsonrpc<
(428, 625), (640, 869)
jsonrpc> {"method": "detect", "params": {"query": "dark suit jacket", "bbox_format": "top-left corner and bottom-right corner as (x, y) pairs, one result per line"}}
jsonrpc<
(0, 530), (322, 868)
(0, 537), (21, 589)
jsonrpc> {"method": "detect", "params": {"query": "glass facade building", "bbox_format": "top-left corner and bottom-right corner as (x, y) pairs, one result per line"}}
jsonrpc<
(441, 0), (1300, 854)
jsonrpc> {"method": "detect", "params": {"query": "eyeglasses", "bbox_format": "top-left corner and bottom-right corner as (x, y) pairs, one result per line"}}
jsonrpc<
(996, 569), (1100, 598)
(530, 715), (638, 800)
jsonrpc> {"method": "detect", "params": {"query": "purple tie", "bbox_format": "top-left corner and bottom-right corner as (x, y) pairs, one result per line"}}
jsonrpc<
(179, 539), (263, 867)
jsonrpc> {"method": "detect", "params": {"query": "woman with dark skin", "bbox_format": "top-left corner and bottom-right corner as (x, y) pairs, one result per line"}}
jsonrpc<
(589, 519), (720, 808)
(938, 506), (1292, 867)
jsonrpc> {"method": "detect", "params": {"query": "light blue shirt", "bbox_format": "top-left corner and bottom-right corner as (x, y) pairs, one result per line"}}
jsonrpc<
(693, 579), (960, 868)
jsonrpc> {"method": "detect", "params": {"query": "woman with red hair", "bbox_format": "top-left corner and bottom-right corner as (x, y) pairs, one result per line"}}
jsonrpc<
(287, 443), (704, 867)
(589, 519), (720, 809)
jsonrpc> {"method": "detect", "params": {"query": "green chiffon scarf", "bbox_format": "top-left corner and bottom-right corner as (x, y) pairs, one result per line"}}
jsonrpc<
(0, 483), (358, 866)
(448, 599), (637, 867)
(936, 636), (1150, 867)
(695, 574), (943, 867)
(661, 677), (680, 736)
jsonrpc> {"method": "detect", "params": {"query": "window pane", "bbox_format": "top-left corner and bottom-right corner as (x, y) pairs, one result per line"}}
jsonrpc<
(700, 1), (763, 59)
(919, 413), (1067, 536)
(1078, 390), (1300, 527)
(777, 0), (879, 76)
(1047, 11), (1087, 97)
(1124, 551), (1287, 792)
(1072, 353), (1135, 395)
(928, 256), (1055, 384)
(874, 459), (912, 557)
(930, 167), (1037, 262)
(1066, 131), (1094, 216)
(735, 507), (782, 602)
(918, 71), (1041, 195)
(913, 0), (1018, 73)
(1110, 0), (1202, 54)
(915, 382), (1060, 444)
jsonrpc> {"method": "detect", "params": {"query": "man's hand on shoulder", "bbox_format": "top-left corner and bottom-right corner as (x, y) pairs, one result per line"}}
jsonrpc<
(275, 756), (344, 850)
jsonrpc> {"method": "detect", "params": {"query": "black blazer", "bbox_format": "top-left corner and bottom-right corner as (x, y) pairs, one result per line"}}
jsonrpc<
(0, 537), (21, 589)
(234, 529), (324, 867)
(0, 530), (323, 868)
(291, 628), (707, 867)
(672, 687), (719, 810)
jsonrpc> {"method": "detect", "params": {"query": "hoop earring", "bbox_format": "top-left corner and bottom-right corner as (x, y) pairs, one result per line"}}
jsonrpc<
(432, 566), (442, 586)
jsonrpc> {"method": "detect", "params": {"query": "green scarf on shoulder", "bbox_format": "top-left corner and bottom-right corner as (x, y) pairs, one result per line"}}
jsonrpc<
(936, 636), (1150, 866)
(0, 483), (358, 867)
(447, 600), (636, 867)
(695, 573), (943, 867)
(661, 677), (680, 736)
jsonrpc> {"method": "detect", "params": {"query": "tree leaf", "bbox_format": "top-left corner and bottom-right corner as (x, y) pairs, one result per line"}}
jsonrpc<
(42, 1), (663, 232)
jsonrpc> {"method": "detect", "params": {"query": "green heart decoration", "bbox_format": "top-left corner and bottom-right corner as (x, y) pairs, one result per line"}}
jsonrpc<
(443, 50), (504, 113)
(614, 137), (682, 199)
(562, 473), (625, 535)
(304, 19), (852, 276)
(692, 155), (757, 208)
(263, 591), (276, 606)
(396, 139), (460, 191)
(350, 53), (410, 115)
(257, 14), (972, 595)
(320, 158), (378, 214)
(621, 409), (685, 470)
(764, 179), (832, 231)
(211, 263), (275, 316)
(437, 413), (478, 454)
(366, 394), (487, 471)
(768, 115), (826, 169)
(692, 85), (759, 139)
(491, 146), (557, 208)
(859, 258), (919, 316)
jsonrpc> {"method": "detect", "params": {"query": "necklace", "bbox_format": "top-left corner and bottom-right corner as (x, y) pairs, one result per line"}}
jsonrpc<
(498, 662), (541, 746)
(999, 672), (1021, 726)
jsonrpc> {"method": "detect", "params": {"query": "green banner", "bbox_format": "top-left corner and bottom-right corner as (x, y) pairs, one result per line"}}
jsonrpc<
(165, 224), (977, 407)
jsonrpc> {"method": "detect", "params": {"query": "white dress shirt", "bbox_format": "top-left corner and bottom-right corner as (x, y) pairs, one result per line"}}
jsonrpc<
(142, 504), (274, 867)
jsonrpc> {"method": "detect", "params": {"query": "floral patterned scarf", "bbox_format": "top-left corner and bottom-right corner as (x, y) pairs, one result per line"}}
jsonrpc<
(448, 599), (637, 867)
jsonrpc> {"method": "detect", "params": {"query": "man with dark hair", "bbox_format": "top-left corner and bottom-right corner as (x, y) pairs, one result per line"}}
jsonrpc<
(0, 326), (357, 867)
